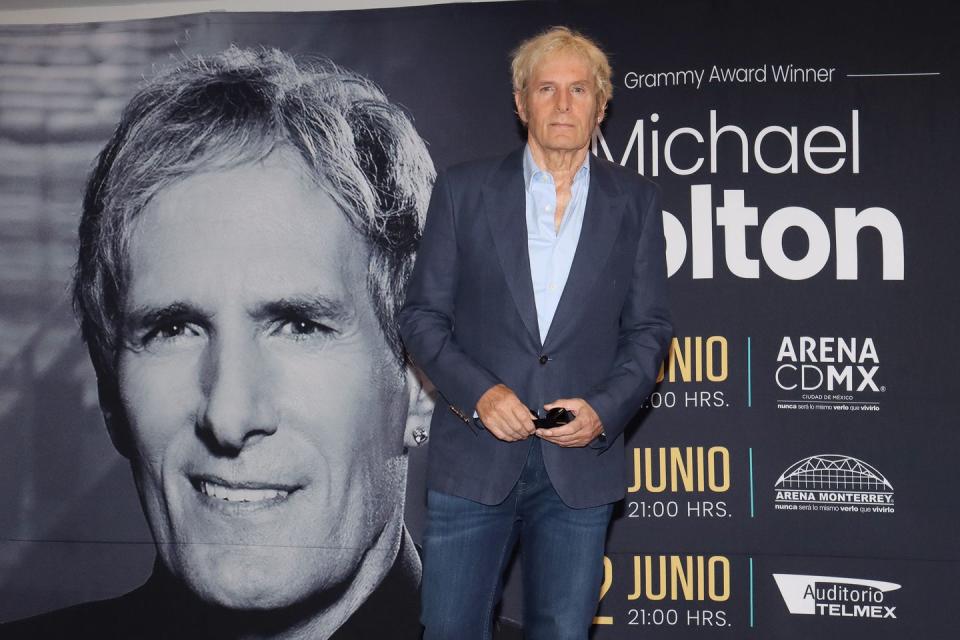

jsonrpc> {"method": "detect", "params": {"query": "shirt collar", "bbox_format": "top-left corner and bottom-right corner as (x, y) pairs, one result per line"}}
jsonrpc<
(523, 144), (590, 191)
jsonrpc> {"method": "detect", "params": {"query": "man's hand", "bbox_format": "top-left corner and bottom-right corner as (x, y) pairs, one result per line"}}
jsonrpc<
(537, 398), (603, 447)
(476, 384), (535, 442)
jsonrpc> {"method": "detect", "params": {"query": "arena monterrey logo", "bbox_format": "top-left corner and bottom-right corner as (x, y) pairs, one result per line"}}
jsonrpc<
(773, 454), (894, 514)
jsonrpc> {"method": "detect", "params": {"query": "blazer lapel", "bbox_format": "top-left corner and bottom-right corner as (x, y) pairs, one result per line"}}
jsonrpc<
(543, 158), (626, 350)
(481, 149), (542, 348)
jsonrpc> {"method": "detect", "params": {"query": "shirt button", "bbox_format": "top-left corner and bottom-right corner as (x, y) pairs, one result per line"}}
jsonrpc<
(544, 205), (550, 211)
(539, 354), (549, 365)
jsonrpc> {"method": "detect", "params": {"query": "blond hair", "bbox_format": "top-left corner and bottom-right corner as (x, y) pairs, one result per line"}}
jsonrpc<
(511, 26), (613, 110)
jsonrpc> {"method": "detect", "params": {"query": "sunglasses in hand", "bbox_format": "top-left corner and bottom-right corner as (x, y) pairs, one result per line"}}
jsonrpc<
(530, 407), (576, 430)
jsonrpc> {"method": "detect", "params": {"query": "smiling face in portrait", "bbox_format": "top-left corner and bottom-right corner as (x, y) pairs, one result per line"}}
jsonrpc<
(116, 151), (409, 610)
(516, 50), (603, 156)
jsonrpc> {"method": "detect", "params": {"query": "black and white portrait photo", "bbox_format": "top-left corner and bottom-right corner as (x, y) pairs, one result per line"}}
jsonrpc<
(1, 38), (434, 640)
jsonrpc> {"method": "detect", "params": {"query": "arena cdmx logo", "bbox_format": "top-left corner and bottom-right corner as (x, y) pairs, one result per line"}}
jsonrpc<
(774, 336), (884, 412)
(774, 454), (894, 514)
(773, 574), (900, 619)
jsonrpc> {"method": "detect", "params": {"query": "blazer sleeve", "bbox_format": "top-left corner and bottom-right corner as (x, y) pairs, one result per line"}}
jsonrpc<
(584, 184), (673, 447)
(398, 169), (501, 416)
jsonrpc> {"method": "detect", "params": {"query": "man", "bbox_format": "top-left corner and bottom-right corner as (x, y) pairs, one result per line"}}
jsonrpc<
(399, 27), (672, 639)
(3, 47), (434, 639)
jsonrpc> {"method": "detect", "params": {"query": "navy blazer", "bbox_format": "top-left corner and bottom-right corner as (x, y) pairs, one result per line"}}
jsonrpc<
(399, 148), (672, 508)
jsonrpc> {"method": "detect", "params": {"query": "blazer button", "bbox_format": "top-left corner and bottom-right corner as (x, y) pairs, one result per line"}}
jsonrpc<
(539, 354), (549, 365)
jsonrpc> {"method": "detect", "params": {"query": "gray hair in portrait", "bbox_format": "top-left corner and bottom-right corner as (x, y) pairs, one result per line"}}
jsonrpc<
(74, 45), (435, 387)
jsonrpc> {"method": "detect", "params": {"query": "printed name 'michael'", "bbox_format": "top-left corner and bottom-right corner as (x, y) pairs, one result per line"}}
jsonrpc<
(593, 111), (903, 281)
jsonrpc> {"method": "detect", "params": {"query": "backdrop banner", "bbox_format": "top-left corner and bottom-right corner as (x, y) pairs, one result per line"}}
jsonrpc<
(1, 1), (957, 638)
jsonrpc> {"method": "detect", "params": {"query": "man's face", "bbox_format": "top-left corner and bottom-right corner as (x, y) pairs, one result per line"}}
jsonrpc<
(515, 50), (602, 155)
(116, 152), (409, 609)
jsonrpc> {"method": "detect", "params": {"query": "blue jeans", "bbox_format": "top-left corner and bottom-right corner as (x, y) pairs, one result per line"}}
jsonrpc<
(421, 439), (613, 640)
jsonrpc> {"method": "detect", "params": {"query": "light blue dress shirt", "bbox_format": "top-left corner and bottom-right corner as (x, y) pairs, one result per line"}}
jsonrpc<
(524, 145), (591, 343)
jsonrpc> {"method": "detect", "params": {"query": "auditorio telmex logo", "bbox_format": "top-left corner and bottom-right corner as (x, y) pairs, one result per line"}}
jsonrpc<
(773, 574), (900, 620)
(773, 454), (894, 514)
